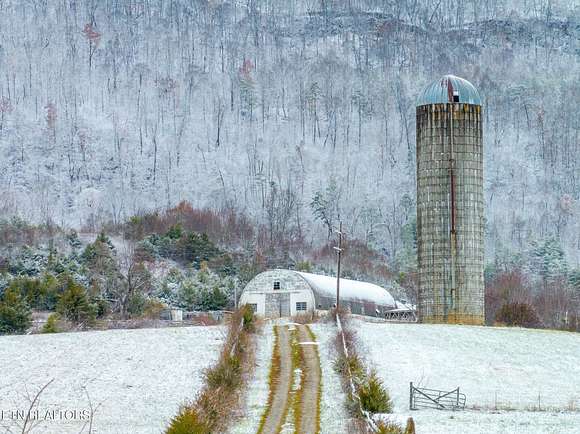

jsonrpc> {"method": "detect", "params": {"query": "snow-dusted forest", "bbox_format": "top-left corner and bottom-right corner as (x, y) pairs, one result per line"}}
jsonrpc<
(0, 0), (578, 268)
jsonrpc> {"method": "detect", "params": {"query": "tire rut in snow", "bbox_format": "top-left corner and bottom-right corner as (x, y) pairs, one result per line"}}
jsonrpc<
(296, 324), (321, 434)
(258, 324), (321, 434)
(258, 325), (292, 434)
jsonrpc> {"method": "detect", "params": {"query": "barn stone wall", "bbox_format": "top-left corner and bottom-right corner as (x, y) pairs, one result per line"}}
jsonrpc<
(416, 103), (484, 324)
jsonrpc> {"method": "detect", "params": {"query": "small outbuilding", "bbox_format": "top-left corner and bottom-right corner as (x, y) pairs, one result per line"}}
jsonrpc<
(239, 269), (396, 318)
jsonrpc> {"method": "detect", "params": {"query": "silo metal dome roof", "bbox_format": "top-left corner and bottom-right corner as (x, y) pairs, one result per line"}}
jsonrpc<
(416, 75), (481, 106)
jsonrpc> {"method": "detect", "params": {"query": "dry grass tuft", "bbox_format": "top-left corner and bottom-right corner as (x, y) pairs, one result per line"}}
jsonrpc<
(291, 311), (321, 324)
(165, 304), (256, 434)
(331, 309), (405, 434)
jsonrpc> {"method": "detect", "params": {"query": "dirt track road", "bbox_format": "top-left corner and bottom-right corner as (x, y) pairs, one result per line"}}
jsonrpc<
(296, 325), (321, 434)
(259, 325), (292, 434)
(258, 324), (321, 434)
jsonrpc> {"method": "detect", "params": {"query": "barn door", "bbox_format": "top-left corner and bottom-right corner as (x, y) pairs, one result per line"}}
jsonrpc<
(265, 293), (279, 317)
(265, 293), (291, 318)
(279, 293), (290, 317)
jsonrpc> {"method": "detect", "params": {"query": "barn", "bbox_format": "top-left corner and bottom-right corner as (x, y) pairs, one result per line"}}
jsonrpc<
(239, 269), (396, 318)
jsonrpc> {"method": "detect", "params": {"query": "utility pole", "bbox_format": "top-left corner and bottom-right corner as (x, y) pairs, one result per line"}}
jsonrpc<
(334, 221), (343, 311)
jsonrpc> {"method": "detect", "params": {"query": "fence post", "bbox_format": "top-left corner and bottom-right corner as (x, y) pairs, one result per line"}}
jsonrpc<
(409, 382), (413, 410)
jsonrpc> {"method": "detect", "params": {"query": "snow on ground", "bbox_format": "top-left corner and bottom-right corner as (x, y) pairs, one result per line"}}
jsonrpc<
(310, 321), (351, 434)
(355, 319), (580, 434)
(230, 320), (350, 434)
(229, 322), (274, 434)
(0, 326), (224, 434)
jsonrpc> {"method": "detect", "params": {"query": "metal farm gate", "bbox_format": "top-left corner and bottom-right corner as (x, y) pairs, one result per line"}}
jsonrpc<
(409, 382), (466, 410)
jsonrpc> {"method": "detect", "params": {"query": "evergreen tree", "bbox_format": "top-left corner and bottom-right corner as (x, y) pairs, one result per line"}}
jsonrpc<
(166, 224), (183, 240)
(176, 269), (232, 311)
(82, 233), (122, 301)
(0, 287), (32, 334)
(528, 238), (568, 285)
(42, 313), (60, 333)
(198, 286), (228, 311)
(56, 277), (96, 324)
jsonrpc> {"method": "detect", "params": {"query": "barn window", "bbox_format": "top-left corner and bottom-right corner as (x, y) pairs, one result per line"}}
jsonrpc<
(453, 91), (460, 102)
(248, 303), (258, 313)
(273, 281), (281, 290)
(296, 302), (307, 311)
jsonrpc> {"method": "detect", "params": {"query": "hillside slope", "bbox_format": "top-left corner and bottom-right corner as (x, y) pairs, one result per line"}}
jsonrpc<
(0, 0), (578, 265)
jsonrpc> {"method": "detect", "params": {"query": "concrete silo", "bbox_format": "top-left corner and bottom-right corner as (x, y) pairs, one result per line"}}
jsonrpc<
(415, 75), (484, 325)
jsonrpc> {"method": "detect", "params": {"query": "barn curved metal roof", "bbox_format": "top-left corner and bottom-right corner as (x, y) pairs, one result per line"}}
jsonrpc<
(416, 75), (481, 106)
(296, 271), (396, 307)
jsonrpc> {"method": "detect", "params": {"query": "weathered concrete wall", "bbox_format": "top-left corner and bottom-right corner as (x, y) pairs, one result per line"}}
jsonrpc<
(416, 103), (484, 324)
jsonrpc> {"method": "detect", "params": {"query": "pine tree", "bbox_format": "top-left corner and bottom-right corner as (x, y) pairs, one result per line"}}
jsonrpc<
(82, 233), (122, 302)
(528, 238), (568, 285)
(0, 287), (32, 334)
(56, 277), (96, 324)
(42, 313), (60, 333)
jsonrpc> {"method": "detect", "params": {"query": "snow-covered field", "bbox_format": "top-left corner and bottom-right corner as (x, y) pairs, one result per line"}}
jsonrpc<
(355, 319), (580, 434)
(310, 321), (350, 434)
(0, 326), (224, 434)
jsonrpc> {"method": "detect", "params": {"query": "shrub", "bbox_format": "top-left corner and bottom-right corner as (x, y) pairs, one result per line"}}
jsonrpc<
(334, 352), (364, 380)
(376, 418), (416, 434)
(166, 406), (211, 434)
(166, 224), (183, 240)
(143, 299), (166, 319)
(205, 356), (241, 391)
(404, 417), (416, 434)
(0, 287), (32, 334)
(292, 311), (320, 324)
(7, 274), (60, 311)
(496, 302), (541, 328)
(126, 292), (147, 317)
(376, 420), (404, 434)
(39, 273), (60, 309)
(56, 277), (96, 324)
(359, 371), (393, 414)
(197, 286), (228, 311)
(90, 294), (109, 319)
(165, 305), (254, 434)
(295, 260), (312, 272)
(42, 313), (60, 333)
(241, 304), (254, 332)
